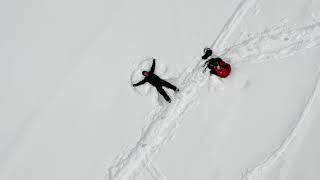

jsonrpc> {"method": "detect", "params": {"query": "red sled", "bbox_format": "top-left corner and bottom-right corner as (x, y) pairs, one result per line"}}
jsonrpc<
(212, 60), (231, 78)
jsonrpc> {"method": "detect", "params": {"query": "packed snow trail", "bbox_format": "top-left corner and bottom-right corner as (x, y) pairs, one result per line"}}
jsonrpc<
(210, 0), (257, 50)
(242, 71), (320, 180)
(223, 21), (320, 65)
(107, 62), (209, 180)
(142, 158), (168, 180)
(228, 20), (320, 180)
(105, 0), (257, 179)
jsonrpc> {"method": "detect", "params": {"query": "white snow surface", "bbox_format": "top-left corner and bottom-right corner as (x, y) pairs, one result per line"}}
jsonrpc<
(0, 0), (320, 180)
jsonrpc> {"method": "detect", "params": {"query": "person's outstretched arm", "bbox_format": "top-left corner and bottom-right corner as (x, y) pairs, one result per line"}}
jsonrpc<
(150, 59), (156, 73)
(132, 79), (147, 87)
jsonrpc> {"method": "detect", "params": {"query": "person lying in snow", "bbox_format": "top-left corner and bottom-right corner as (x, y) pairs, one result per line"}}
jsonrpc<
(132, 59), (179, 103)
(202, 47), (231, 78)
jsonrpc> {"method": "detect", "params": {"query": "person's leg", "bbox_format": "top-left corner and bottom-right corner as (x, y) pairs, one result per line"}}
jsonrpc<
(156, 86), (171, 103)
(161, 80), (179, 92)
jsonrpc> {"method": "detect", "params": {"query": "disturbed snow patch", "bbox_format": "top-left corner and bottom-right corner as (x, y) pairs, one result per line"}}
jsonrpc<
(106, 0), (259, 179)
(130, 58), (168, 96)
(223, 20), (320, 65)
(107, 0), (320, 179)
(108, 60), (209, 180)
(130, 58), (189, 107)
(242, 71), (320, 180)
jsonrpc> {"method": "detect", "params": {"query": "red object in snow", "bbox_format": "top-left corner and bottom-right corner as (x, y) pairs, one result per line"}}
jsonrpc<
(214, 61), (231, 78)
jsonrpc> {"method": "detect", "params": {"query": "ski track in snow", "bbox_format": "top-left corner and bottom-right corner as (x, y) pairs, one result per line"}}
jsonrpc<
(143, 155), (168, 180)
(106, 0), (320, 179)
(210, 0), (257, 50)
(224, 21), (320, 65)
(105, 0), (258, 179)
(107, 61), (209, 180)
(242, 71), (320, 180)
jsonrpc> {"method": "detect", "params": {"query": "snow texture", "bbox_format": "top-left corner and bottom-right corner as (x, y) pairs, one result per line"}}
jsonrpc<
(225, 20), (320, 65)
(107, 60), (209, 180)
(107, 0), (320, 179)
(210, 0), (258, 51)
(242, 71), (320, 180)
(1, 0), (320, 180)
(106, 0), (258, 179)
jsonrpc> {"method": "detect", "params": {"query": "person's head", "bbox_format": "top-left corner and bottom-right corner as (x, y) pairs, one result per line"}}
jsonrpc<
(142, 71), (149, 77)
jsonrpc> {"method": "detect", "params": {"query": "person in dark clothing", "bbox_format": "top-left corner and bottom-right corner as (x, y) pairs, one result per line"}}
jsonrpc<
(133, 59), (179, 103)
(201, 47), (231, 78)
(202, 47), (213, 60)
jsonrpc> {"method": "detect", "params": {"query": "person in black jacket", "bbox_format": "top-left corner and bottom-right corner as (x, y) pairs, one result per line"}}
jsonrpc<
(201, 47), (231, 78)
(133, 59), (179, 103)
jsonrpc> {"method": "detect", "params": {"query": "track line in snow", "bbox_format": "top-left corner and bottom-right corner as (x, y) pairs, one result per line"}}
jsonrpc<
(106, 1), (320, 180)
(211, 0), (258, 50)
(242, 70), (320, 180)
(223, 21), (320, 65)
(105, 0), (258, 179)
(106, 62), (209, 180)
(143, 160), (168, 180)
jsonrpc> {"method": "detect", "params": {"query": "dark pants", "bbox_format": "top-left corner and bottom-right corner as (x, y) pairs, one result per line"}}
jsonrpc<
(156, 80), (178, 103)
